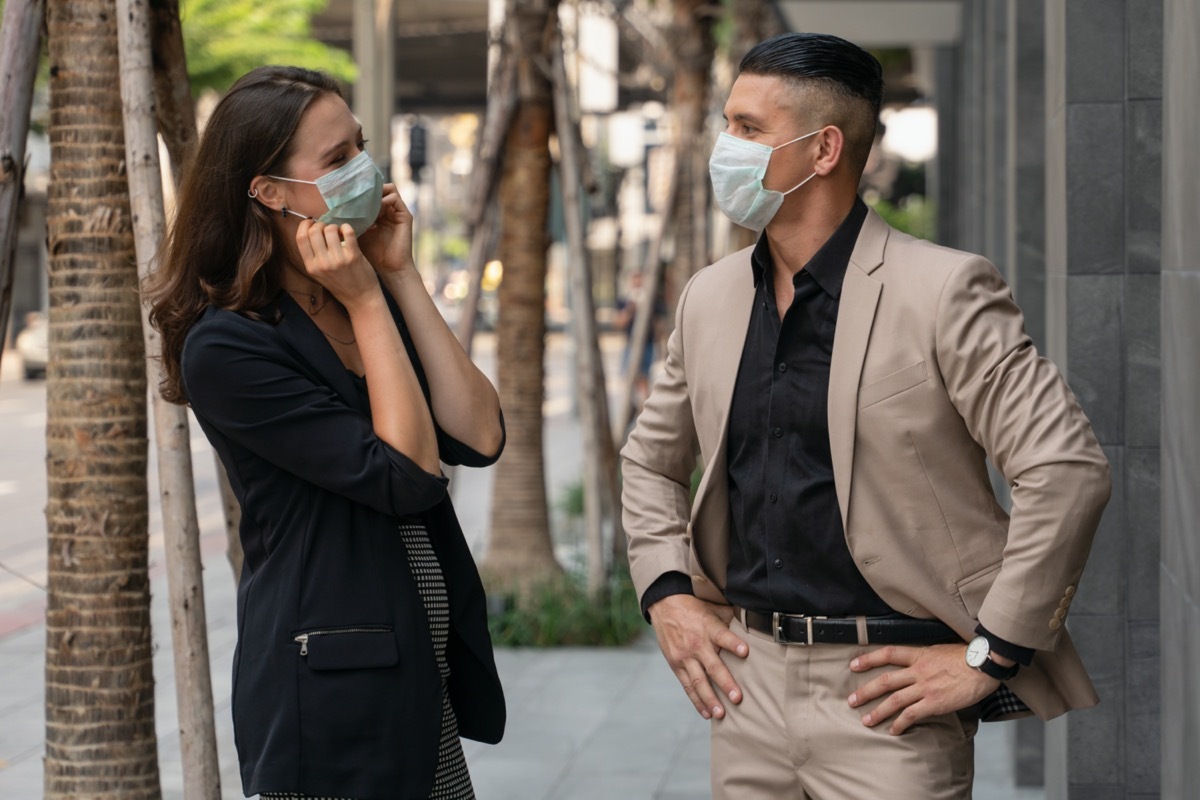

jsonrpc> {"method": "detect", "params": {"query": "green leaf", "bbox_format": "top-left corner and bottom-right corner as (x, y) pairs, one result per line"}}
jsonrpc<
(181, 0), (357, 96)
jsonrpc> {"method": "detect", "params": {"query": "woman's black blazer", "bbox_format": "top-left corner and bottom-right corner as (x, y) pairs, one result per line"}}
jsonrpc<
(182, 291), (505, 799)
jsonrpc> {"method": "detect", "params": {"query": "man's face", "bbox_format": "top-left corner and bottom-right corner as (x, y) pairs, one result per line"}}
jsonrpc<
(722, 74), (817, 195)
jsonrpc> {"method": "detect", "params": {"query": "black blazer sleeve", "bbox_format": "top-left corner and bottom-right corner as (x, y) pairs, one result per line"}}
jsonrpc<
(182, 314), (448, 518)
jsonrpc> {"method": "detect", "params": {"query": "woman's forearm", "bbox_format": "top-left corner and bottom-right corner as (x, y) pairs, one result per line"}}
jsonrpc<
(346, 290), (441, 474)
(379, 271), (503, 457)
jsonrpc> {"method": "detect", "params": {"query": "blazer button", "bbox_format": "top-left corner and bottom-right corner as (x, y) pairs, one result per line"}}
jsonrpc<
(1060, 597), (1072, 608)
(1055, 608), (1068, 620)
(1064, 585), (1076, 598)
(1049, 618), (1062, 631)
(773, 427), (784, 438)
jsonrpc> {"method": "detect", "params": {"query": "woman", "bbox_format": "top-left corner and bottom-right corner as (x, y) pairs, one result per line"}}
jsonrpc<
(147, 66), (505, 800)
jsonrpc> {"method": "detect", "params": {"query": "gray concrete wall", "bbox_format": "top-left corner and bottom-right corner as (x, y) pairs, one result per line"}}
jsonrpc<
(1043, 0), (1163, 796)
(1159, 0), (1200, 795)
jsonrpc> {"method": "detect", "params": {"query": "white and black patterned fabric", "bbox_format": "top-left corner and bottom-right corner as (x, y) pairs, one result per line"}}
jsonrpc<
(979, 684), (1031, 721)
(399, 521), (475, 799)
(261, 522), (474, 800)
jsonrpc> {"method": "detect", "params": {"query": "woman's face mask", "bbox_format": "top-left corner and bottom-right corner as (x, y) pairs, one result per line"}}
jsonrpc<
(268, 150), (385, 237)
(708, 129), (821, 231)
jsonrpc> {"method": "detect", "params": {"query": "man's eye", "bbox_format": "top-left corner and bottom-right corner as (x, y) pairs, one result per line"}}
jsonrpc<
(358, 138), (369, 151)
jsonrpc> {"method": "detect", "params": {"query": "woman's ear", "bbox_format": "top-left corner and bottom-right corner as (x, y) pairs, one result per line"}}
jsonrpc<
(813, 126), (845, 176)
(249, 177), (285, 214)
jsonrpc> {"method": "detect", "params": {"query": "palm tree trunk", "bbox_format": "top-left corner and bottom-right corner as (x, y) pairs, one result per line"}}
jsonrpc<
(483, 0), (562, 594)
(44, 0), (161, 796)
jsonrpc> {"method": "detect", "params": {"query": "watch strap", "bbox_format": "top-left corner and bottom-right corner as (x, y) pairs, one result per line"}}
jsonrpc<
(976, 655), (1020, 681)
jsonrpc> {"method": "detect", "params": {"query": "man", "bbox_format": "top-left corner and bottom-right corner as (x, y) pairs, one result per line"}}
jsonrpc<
(620, 32), (1110, 798)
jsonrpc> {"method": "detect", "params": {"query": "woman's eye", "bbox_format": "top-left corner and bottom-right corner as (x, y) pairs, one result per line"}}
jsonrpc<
(358, 139), (369, 151)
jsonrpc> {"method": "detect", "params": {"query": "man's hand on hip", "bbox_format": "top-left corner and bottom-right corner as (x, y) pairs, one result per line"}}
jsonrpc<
(649, 594), (748, 720)
(847, 644), (1001, 735)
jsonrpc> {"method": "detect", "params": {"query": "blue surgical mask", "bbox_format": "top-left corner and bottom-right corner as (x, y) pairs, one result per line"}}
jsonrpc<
(269, 150), (385, 237)
(708, 129), (821, 231)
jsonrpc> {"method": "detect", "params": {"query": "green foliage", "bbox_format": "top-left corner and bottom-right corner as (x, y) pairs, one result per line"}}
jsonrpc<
(181, 0), (357, 96)
(559, 479), (586, 518)
(487, 569), (645, 647)
(868, 195), (935, 241)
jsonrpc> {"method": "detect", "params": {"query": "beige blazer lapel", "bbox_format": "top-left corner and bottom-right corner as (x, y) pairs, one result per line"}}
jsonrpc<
(828, 211), (890, 529)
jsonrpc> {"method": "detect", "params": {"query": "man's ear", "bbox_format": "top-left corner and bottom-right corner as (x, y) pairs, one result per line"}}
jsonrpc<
(249, 177), (285, 214)
(813, 126), (846, 176)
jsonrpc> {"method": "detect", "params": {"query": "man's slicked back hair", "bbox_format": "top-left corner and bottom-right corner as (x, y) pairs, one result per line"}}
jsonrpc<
(739, 32), (884, 175)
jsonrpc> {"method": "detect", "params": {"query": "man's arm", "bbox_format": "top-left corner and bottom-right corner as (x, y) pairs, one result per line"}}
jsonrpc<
(620, 274), (748, 720)
(849, 255), (1110, 734)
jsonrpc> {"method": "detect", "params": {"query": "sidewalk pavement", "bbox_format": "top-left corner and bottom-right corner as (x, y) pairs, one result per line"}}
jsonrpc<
(0, 336), (1042, 798)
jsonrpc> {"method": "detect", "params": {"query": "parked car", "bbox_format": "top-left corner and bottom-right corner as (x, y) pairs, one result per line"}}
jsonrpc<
(15, 311), (47, 380)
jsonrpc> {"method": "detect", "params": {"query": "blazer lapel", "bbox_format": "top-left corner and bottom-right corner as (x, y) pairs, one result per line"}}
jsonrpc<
(274, 292), (363, 410)
(828, 211), (889, 528)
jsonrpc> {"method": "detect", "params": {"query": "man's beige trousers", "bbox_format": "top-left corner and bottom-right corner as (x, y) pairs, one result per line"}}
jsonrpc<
(711, 618), (979, 799)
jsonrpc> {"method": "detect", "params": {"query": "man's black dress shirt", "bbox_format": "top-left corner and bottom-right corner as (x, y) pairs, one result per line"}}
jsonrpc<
(721, 197), (888, 615)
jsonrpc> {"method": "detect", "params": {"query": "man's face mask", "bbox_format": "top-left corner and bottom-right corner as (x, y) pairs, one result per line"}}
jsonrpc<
(708, 129), (821, 231)
(268, 150), (385, 237)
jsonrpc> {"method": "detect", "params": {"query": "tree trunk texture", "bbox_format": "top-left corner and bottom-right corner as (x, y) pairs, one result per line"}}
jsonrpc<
(117, 0), (221, 795)
(0, 0), (46, 364)
(44, 0), (161, 796)
(483, 0), (562, 594)
(665, 0), (716, 317)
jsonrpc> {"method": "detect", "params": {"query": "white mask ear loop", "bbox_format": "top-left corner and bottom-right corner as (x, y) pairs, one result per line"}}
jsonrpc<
(258, 176), (316, 220)
(772, 128), (822, 196)
(781, 171), (818, 196)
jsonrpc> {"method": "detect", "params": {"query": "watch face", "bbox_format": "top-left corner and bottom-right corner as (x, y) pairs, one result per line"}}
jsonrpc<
(965, 636), (990, 668)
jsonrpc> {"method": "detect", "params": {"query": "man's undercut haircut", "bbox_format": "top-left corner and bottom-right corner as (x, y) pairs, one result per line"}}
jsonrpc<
(739, 32), (884, 176)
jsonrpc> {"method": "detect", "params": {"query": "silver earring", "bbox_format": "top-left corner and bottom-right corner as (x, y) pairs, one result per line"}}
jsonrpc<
(247, 187), (259, 198)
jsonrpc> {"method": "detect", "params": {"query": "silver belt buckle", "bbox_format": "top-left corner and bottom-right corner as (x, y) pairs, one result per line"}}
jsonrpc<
(772, 612), (816, 646)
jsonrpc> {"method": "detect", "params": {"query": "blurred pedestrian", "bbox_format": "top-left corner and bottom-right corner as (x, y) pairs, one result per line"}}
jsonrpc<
(621, 32), (1110, 799)
(146, 66), (505, 800)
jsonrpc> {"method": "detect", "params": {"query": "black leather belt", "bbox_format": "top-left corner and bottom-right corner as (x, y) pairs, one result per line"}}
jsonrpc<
(741, 609), (960, 647)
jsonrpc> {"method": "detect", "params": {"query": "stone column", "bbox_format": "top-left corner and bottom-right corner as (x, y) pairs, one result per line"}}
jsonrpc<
(1006, 0), (1046, 352)
(1160, 0), (1200, 795)
(1043, 0), (1162, 796)
(1005, 4), (1051, 782)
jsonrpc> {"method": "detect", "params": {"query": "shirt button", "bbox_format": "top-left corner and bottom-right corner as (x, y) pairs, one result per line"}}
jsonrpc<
(773, 558), (783, 569)
(773, 427), (783, 438)
(768, 492), (778, 503)
(777, 362), (788, 373)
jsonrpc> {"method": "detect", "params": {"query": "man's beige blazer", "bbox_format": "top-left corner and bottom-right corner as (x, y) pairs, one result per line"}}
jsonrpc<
(621, 209), (1111, 720)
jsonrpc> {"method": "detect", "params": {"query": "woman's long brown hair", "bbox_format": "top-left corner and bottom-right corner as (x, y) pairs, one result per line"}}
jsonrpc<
(145, 66), (345, 404)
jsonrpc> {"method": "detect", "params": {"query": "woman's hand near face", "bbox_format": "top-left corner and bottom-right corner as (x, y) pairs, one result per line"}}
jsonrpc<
(295, 220), (382, 309)
(358, 184), (415, 276)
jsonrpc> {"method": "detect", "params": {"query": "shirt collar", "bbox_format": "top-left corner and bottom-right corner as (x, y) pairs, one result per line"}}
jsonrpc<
(749, 195), (869, 300)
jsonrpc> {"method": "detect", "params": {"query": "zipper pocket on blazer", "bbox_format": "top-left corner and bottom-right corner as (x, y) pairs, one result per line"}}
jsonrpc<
(293, 626), (392, 657)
